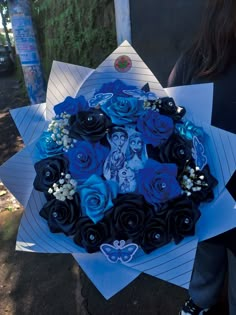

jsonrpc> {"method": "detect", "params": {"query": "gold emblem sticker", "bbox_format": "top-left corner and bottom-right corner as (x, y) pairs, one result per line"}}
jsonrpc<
(114, 55), (132, 73)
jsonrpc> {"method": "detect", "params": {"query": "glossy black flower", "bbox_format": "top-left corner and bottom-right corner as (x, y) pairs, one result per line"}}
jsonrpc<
(194, 165), (218, 203)
(179, 162), (218, 204)
(69, 108), (112, 142)
(111, 194), (151, 242)
(140, 211), (172, 254)
(39, 193), (81, 235)
(74, 216), (111, 253)
(33, 156), (69, 192)
(149, 97), (186, 121)
(147, 134), (192, 171)
(162, 195), (201, 244)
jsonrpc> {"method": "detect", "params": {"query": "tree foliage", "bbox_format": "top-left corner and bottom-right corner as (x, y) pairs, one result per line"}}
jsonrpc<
(30, 0), (116, 79)
(0, 0), (12, 49)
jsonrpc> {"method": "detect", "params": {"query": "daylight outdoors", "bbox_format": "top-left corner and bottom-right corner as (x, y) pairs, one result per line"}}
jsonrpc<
(0, 1), (234, 315)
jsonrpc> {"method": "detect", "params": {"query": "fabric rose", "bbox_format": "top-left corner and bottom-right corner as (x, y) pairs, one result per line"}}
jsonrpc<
(69, 108), (112, 142)
(74, 216), (111, 253)
(78, 175), (118, 223)
(66, 141), (109, 182)
(137, 159), (181, 207)
(137, 109), (174, 147)
(150, 97), (186, 121)
(100, 96), (144, 125)
(96, 79), (136, 97)
(147, 133), (192, 171)
(109, 193), (152, 242)
(140, 211), (172, 254)
(39, 193), (81, 235)
(179, 163), (218, 204)
(54, 96), (88, 116)
(33, 156), (69, 192)
(34, 131), (64, 161)
(162, 195), (201, 244)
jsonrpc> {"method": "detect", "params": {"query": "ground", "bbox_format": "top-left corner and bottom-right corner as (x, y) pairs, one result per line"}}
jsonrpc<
(0, 72), (229, 315)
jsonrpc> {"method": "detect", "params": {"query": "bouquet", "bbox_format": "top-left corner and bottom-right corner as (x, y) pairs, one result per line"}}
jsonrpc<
(33, 78), (217, 256)
(1, 41), (236, 299)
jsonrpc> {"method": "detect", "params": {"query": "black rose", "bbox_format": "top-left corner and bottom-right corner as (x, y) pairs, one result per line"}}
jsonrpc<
(110, 194), (152, 242)
(39, 193), (81, 235)
(147, 134), (192, 171)
(179, 162), (218, 204)
(147, 97), (186, 121)
(69, 108), (112, 142)
(74, 216), (111, 253)
(33, 156), (69, 192)
(163, 195), (201, 244)
(192, 165), (218, 203)
(141, 211), (172, 254)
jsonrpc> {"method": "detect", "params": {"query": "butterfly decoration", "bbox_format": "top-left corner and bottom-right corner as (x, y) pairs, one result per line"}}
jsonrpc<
(100, 240), (139, 263)
(192, 136), (207, 171)
(122, 89), (157, 101)
(88, 93), (113, 107)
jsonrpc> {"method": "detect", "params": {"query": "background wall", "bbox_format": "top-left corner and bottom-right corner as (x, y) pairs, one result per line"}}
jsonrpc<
(31, 0), (206, 85)
(130, 0), (205, 87)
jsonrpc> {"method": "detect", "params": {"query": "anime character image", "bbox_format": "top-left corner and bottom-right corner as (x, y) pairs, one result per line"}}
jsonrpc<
(104, 128), (147, 193)
(125, 132), (147, 171)
(104, 127), (128, 182)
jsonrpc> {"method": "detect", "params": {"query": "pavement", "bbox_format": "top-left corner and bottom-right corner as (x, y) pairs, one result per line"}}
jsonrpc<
(0, 72), (229, 315)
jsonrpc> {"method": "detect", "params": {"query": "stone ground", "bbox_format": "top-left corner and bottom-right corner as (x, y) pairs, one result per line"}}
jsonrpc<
(0, 72), (229, 315)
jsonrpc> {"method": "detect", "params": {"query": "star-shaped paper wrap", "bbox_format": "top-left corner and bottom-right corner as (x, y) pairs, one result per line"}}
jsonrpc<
(1, 41), (236, 299)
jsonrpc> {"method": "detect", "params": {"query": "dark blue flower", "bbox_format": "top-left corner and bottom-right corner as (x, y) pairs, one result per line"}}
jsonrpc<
(96, 79), (136, 97)
(137, 159), (181, 207)
(137, 110), (174, 147)
(54, 96), (88, 116)
(39, 193), (81, 236)
(65, 141), (109, 183)
(34, 131), (64, 161)
(33, 155), (69, 192)
(69, 108), (112, 142)
(101, 96), (144, 125)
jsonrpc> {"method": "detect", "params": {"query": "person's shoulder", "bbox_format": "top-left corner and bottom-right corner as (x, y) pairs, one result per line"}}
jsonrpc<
(167, 51), (194, 87)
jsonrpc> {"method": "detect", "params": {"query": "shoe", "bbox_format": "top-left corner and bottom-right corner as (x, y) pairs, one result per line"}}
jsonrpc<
(179, 298), (209, 315)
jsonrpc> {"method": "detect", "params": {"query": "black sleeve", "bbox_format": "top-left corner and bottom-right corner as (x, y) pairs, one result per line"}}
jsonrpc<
(167, 53), (194, 87)
(167, 54), (187, 87)
(207, 228), (236, 256)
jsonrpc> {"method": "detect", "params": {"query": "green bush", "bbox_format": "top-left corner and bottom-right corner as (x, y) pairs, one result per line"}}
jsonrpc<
(31, 0), (117, 79)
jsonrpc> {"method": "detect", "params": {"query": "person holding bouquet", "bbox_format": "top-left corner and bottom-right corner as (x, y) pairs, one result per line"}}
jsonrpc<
(168, 0), (236, 314)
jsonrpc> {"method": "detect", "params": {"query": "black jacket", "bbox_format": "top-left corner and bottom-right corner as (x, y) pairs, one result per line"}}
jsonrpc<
(168, 53), (236, 254)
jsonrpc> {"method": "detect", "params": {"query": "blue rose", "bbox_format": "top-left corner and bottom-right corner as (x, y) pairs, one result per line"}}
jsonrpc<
(34, 131), (64, 161)
(137, 110), (174, 147)
(65, 141), (109, 182)
(54, 96), (88, 116)
(78, 175), (118, 223)
(137, 159), (181, 207)
(101, 96), (144, 125)
(96, 79), (136, 97)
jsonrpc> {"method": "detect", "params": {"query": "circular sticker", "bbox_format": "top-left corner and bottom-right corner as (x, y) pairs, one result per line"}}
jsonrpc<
(114, 55), (132, 73)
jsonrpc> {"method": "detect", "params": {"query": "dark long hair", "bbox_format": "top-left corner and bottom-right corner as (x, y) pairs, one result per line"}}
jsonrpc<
(189, 0), (236, 79)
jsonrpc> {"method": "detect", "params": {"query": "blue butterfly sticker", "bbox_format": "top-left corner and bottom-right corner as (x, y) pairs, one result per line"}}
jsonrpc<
(122, 89), (157, 101)
(192, 136), (207, 170)
(88, 93), (113, 107)
(100, 240), (138, 263)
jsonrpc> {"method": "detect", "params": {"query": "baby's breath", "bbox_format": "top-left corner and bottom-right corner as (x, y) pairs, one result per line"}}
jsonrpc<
(179, 165), (208, 196)
(48, 173), (77, 201)
(47, 112), (77, 152)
